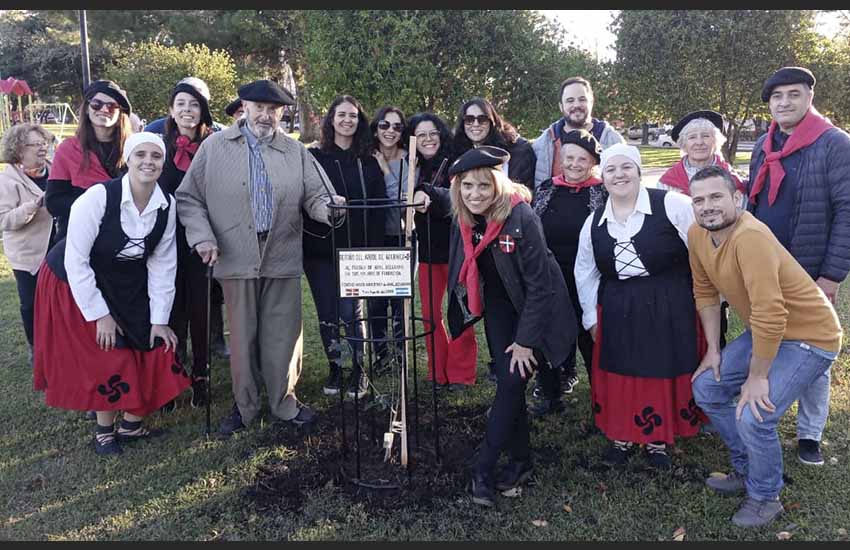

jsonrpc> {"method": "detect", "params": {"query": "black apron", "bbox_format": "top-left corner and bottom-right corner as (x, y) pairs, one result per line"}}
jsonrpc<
(590, 188), (697, 379)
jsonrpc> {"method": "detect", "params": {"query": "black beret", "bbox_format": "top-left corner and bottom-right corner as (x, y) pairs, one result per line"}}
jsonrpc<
(237, 79), (295, 106)
(84, 80), (131, 113)
(670, 110), (724, 142)
(225, 98), (243, 117)
(761, 67), (815, 102)
(560, 129), (601, 163)
(447, 145), (510, 177)
(170, 83), (213, 127)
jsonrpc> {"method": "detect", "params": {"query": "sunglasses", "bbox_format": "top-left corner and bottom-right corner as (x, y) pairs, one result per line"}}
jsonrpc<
(463, 114), (490, 125)
(89, 99), (120, 114)
(377, 120), (404, 132)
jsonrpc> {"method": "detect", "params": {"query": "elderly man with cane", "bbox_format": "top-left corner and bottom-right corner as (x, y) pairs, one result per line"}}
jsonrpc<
(177, 79), (345, 437)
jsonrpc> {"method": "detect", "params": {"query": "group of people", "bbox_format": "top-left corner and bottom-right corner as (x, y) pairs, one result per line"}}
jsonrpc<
(0, 64), (846, 529)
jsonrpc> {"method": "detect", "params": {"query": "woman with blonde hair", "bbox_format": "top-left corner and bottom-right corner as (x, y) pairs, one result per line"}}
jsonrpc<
(444, 146), (576, 507)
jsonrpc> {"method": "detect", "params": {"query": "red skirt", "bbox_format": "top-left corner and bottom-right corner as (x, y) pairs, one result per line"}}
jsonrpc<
(33, 263), (191, 417)
(590, 305), (705, 445)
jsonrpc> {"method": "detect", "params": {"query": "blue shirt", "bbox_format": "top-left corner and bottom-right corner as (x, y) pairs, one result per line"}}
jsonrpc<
(239, 123), (275, 233)
(752, 131), (801, 249)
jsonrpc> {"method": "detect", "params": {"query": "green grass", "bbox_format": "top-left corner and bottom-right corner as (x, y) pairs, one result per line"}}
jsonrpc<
(0, 240), (848, 541)
(638, 146), (753, 170)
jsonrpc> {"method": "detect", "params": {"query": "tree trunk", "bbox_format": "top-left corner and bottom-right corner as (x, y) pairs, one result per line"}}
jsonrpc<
(641, 122), (649, 145)
(295, 81), (320, 145)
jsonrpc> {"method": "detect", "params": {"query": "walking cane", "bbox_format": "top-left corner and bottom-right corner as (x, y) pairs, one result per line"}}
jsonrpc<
(205, 263), (213, 436)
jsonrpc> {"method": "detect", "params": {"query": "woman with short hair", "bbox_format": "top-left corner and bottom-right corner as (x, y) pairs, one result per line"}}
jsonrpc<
(0, 123), (56, 364)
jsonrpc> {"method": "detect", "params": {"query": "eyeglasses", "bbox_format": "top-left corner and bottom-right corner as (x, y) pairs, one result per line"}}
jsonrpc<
(377, 120), (404, 132)
(89, 99), (120, 114)
(415, 131), (440, 140)
(24, 141), (48, 149)
(463, 114), (490, 126)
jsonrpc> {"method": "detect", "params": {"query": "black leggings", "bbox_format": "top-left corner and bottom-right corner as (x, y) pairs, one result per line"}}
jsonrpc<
(169, 250), (216, 376)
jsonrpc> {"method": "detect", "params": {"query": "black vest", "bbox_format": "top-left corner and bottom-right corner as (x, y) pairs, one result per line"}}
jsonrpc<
(46, 178), (171, 350)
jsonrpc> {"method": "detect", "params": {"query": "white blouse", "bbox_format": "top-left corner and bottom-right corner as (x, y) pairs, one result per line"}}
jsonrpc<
(574, 186), (695, 330)
(65, 175), (177, 325)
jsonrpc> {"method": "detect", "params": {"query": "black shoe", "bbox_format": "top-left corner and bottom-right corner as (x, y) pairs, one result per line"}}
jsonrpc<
(562, 374), (579, 395)
(286, 405), (317, 427)
(471, 472), (496, 507)
(160, 399), (178, 414)
(602, 441), (635, 466)
(218, 403), (245, 437)
(190, 377), (209, 408)
(84, 410), (97, 421)
(495, 460), (534, 491)
(529, 398), (565, 418)
(531, 382), (543, 399)
(447, 383), (468, 392)
(116, 422), (166, 443)
(645, 444), (672, 470)
(94, 431), (122, 456)
(797, 438), (824, 466)
(210, 338), (230, 359)
(346, 369), (369, 400)
(323, 364), (343, 396)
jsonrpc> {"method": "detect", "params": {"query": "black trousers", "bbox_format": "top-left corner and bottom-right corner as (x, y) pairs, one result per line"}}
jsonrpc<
(169, 250), (213, 377)
(13, 270), (37, 346)
(476, 296), (540, 476)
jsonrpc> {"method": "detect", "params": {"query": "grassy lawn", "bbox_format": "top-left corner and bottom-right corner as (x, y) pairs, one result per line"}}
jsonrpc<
(638, 146), (753, 170)
(0, 238), (848, 541)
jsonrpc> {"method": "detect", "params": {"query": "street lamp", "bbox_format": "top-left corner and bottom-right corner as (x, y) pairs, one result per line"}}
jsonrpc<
(79, 10), (91, 89)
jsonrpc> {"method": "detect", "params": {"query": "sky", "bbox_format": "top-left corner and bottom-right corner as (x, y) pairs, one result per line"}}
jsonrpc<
(539, 10), (849, 62)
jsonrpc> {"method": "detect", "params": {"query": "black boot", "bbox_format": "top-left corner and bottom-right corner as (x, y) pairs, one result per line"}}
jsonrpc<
(323, 363), (343, 395)
(210, 305), (229, 359)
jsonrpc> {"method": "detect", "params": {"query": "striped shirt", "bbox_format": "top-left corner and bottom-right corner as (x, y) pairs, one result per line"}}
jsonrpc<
(240, 124), (275, 232)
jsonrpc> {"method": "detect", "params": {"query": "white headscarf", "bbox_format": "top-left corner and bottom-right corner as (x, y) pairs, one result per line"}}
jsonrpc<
(600, 143), (642, 174)
(122, 131), (166, 163)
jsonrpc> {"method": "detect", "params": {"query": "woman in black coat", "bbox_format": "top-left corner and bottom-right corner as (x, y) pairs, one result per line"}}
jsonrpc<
(303, 95), (387, 400)
(444, 146), (576, 507)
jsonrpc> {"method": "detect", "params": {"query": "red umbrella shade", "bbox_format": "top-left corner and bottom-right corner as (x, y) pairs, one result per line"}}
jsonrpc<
(0, 77), (33, 96)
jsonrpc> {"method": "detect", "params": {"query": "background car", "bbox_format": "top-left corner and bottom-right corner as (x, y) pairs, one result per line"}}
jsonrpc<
(653, 132), (676, 147)
(625, 124), (661, 140)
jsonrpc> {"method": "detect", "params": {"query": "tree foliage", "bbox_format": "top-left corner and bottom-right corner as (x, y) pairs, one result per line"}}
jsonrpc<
(301, 10), (598, 138)
(104, 41), (237, 122)
(610, 10), (833, 158)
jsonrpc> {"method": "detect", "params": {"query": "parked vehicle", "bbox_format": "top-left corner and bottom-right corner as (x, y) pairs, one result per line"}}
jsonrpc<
(626, 124), (660, 140)
(653, 132), (676, 147)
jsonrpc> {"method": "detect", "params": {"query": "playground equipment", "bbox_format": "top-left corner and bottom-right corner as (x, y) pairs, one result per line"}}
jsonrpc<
(0, 77), (34, 134)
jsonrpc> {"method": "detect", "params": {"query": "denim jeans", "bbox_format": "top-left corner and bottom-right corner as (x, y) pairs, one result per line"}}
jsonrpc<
(303, 256), (365, 367)
(692, 330), (836, 501)
(797, 368), (831, 441)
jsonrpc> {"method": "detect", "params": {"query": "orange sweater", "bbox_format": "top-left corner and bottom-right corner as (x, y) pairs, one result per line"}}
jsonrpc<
(688, 212), (842, 360)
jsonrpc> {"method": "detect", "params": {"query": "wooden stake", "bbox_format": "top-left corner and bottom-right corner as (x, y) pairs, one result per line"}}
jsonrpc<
(399, 135), (419, 466)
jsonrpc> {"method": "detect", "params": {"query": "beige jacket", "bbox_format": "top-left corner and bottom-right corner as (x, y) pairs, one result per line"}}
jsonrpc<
(0, 163), (53, 274)
(176, 121), (335, 279)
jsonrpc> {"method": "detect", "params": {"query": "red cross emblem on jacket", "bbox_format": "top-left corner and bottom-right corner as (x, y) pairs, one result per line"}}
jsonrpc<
(498, 234), (515, 254)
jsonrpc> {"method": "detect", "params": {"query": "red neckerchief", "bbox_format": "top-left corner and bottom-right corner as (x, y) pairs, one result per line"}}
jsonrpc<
(173, 135), (199, 172)
(458, 194), (526, 316)
(658, 155), (746, 194)
(552, 174), (602, 190)
(749, 109), (833, 205)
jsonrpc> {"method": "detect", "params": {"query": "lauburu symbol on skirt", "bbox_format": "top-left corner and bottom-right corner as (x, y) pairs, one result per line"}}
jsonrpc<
(679, 398), (701, 426)
(97, 374), (130, 403)
(634, 406), (663, 435)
